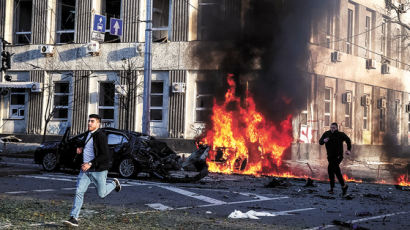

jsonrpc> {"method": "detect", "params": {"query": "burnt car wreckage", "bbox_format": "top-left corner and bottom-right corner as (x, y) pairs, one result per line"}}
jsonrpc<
(34, 127), (209, 182)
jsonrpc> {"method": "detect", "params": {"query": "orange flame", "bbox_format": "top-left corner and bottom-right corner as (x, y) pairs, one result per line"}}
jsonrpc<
(397, 174), (410, 187)
(343, 174), (363, 183)
(202, 74), (293, 176)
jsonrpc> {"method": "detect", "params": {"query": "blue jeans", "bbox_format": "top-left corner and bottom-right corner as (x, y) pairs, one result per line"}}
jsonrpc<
(70, 170), (116, 219)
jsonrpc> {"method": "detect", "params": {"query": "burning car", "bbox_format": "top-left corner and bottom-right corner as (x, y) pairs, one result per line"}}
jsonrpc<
(34, 127), (208, 181)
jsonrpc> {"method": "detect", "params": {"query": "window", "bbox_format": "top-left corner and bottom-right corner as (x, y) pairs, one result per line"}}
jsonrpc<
(9, 88), (26, 119)
(344, 93), (352, 128)
(14, 0), (32, 44)
(381, 22), (386, 55)
(56, 0), (76, 43)
(326, 9), (334, 49)
(102, 0), (121, 43)
(365, 15), (371, 57)
(393, 100), (401, 134)
(195, 81), (213, 122)
(99, 82), (115, 123)
(408, 113), (410, 133)
(347, 9), (354, 54)
(395, 28), (401, 67)
(152, 0), (171, 42)
(324, 88), (332, 127)
(107, 133), (128, 145)
(53, 82), (69, 119)
(150, 81), (164, 121)
(362, 94), (370, 130)
(380, 108), (386, 132)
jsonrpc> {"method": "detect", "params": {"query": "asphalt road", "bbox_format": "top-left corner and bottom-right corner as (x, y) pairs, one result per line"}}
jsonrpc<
(1, 157), (409, 229)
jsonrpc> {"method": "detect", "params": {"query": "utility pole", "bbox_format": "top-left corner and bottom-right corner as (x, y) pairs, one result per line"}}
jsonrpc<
(142, 0), (153, 135)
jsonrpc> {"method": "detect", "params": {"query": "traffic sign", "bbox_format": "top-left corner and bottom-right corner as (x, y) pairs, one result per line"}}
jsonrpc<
(110, 18), (123, 36)
(93, 14), (106, 32)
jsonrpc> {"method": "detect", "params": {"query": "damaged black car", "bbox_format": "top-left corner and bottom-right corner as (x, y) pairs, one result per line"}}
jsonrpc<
(34, 127), (208, 181)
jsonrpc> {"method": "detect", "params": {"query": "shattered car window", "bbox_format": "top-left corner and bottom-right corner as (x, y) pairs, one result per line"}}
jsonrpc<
(107, 134), (128, 145)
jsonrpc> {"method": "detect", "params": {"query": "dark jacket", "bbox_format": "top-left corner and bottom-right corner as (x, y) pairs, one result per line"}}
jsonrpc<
(81, 129), (110, 171)
(319, 130), (351, 160)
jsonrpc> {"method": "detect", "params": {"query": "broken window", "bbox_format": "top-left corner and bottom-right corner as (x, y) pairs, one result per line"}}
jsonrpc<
(150, 81), (164, 121)
(380, 108), (386, 132)
(99, 82), (115, 125)
(9, 88), (26, 119)
(195, 81), (213, 122)
(324, 88), (332, 127)
(346, 8), (354, 54)
(56, 0), (76, 43)
(344, 91), (352, 128)
(365, 13), (372, 57)
(102, 0), (121, 43)
(326, 8), (334, 49)
(152, 0), (171, 42)
(14, 0), (32, 44)
(53, 82), (69, 119)
(197, 0), (240, 41)
(394, 28), (401, 67)
(393, 100), (401, 134)
(363, 95), (369, 130)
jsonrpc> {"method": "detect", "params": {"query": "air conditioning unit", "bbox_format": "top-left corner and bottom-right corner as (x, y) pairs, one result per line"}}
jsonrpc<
(172, 82), (186, 93)
(381, 63), (390, 74)
(361, 95), (371, 106)
(378, 98), (387, 109)
(399, 4), (406, 13)
(86, 41), (100, 55)
(331, 51), (342, 62)
(31, 82), (42, 93)
(115, 85), (127, 96)
(405, 103), (410, 113)
(366, 58), (376, 69)
(342, 92), (352, 103)
(39, 45), (55, 56)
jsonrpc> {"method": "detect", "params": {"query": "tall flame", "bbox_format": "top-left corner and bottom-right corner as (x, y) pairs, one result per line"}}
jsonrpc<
(202, 74), (293, 176)
(397, 174), (410, 187)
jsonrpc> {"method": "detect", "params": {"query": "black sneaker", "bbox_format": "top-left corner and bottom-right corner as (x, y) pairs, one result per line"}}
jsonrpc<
(327, 189), (334, 195)
(63, 217), (78, 227)
(342, 185), (349, 196)
(113, 178), (121, 192)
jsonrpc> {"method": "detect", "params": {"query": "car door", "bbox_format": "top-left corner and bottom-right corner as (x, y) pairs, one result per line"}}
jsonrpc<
(106, 131), (130, 168)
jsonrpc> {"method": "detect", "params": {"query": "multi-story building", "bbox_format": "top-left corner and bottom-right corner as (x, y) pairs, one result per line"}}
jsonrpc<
(0, 0), (409, 168)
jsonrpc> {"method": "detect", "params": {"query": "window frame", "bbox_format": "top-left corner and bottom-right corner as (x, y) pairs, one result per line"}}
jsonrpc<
(150, 80), (164, 122)
(347, 8), (354, 54)
(152, 0), (173, 41)
(9, 89), (26, 119)
(56, 0), (76, 44)
(344, 92), (352, 128)
(52, 81), (70, 121)
(14, 0), (33, 44)
(195, 81), (213, 123)
(98, 81), (116, 125)
(324, 87), (332, 127)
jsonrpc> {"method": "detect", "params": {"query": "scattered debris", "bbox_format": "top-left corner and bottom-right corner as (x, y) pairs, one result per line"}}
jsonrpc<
(395, 185), (410, 191)
(265, 178), (291, 188)
(228, 210), (276, 219)
(315, 195), (336, 200)
(355, 211), (372, 217)
(343, 194), (354, 200)
(332, 220), (370, 230)
(363, 193), (386, 200)
(304, 178), (316, 187)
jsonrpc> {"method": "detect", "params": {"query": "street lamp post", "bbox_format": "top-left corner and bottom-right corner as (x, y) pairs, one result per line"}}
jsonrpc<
(142, 0), (153, 135)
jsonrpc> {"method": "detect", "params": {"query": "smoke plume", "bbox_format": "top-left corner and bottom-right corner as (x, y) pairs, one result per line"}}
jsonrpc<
(194, 0), (332, 122)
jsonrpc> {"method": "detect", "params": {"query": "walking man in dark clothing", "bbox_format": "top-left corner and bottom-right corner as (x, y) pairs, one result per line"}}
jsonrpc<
(64, 114), (121, 227)
(319, 122), (351, 196)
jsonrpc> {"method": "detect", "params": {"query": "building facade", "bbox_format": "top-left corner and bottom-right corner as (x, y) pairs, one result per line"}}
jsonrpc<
(0, 0), (409, 164)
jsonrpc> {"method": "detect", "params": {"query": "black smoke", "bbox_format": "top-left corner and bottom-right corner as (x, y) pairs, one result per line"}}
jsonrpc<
(194, 0), (332, 123)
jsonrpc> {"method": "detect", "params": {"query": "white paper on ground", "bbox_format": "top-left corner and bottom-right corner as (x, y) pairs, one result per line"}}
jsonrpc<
(228, 210), (277, 219)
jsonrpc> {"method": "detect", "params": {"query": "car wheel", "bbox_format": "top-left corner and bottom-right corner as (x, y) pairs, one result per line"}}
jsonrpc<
(118, 158), (136, 178)
(42, 152), (59, 171)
